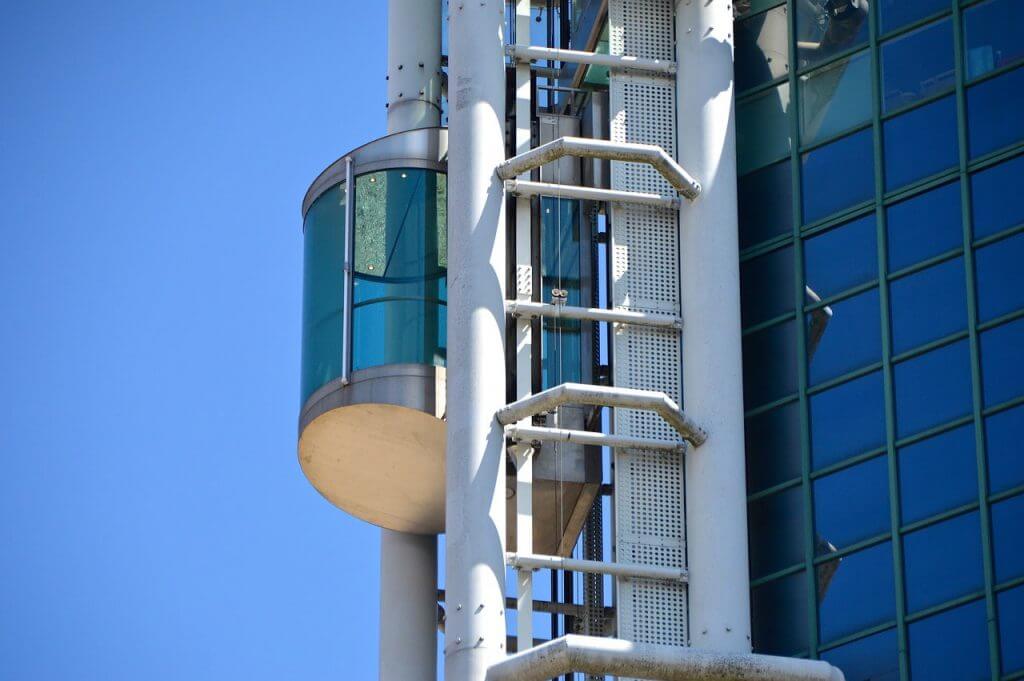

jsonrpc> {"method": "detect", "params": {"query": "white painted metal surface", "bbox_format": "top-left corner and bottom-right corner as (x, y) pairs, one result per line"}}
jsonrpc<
(507, 424), (687, 454)
(506, 44), (677, 74)
(379, 529), (438, 681)
(444, 1), (508, 679)
(676, 0), (752, 653)
(505, 299), (682, 329)
(505, 179), (681, 209)
(386, 0), (442, 134)
(507, 553), (688, 582)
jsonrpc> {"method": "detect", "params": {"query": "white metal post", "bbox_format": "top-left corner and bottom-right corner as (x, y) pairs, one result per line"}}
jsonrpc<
(379, 2), (442, 680)
(444, 1), (508, 680)
(676, 0), (752, 653)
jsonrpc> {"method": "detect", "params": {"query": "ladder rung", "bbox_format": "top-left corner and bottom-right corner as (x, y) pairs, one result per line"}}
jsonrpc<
(507, 552), (688, 582)
(508, 424), (686, 454)
(505, 44), (676, 75)
(505, 179), (679, 209)
(505, 299), (682, 329)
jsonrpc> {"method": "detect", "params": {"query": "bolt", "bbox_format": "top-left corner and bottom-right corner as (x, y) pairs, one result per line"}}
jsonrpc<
(457, 603), (463, 611)
(456, 637), (462, 644)
(419, 62), (424, 67)
(398, 64), (403, 70)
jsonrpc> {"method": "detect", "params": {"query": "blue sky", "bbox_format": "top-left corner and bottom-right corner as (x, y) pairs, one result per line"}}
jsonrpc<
(0, 3), (395, 678)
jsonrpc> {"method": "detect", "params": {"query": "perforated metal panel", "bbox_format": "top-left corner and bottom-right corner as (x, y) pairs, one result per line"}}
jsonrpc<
(609, 0), (688, 657)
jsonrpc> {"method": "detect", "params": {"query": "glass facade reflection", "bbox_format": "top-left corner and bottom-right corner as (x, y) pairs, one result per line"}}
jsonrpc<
(737, 0), (1023, 677)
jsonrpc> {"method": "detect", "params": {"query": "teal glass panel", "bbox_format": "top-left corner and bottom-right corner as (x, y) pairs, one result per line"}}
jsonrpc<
(795, 0), (869, 70)
(800, 50), (871, 145)
(752, 571), (809, 655)
(737, 82), (792, 175)
(964, 0), (1024, 80)
(301, 183), (346, 403)
(352, 169), (447, 371)
(540, 197), (582, 389)
(880, 17), (954, 112)
(736, 4), (790, 93)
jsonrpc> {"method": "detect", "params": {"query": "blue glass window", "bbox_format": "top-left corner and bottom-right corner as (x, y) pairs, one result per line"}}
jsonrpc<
(967, 65), (1024, 159)
(803, 129), (875, 224)
(904, 511), (984, 613)
(795, 0), (868, 70)
(736, 4), (790, 92)
(908, 599), (990, 681)
(964, 0), (1024, 80)
(811, 371), (886, 470)
(881, 18), (954, 112)
(814, 455), (890, 551)
(986, 405), (1024, 494)
(976, 231), (1024, 322)
(992, 493), (1024, 584)
(981, 318), (1024, 407)
(971, 154), (1024, 240)
(884, 95), (958, 191)
(738, 82), (793, 175)
(821, 628), (900, 681)
(889, 256), (967, 354)
(739, 159), (793, 249)
(818, 541), (896, 644)
(749, 487), (805, 579)
(894, 340), (972, 438)
(887, 181), (962, 271)
(752, 571), (809, 656)
(899, 424), (978, 525)
(743, 320), (799, 408)
(746, 402), (802, 494)
(800, 50), (871, 145)
(999, 585), (1024, 674)
(878, 0), (947, 35)
(808, 288), (881, 386)
(804, 214), (877, 298)
(741, 245), (794, 328)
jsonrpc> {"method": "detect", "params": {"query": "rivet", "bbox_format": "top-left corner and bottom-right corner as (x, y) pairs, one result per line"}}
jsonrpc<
(398, 64), (403, 70)
(457, 603), (463, 610)
(419, 62), (424, 67)
(456, 637), (462, 644)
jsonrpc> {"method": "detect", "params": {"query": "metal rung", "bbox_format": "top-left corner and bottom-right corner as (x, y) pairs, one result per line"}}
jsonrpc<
(505, 179), (679, 209)
(508, 424), (686, 454)
(507, 553), (688, 582)
(505, 299), (682, 329)
(505, 44), (676, 75)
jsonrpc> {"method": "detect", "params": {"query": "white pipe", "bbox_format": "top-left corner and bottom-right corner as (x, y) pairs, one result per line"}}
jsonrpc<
(386, 0), (442, 133)
(444, 1), (508, 680)
(495, 382), (707, 446)
(676, 0), (751, 653)
(507, 424), (687, 454)
(379, 530), (438, 681)
(507, 554), (687, 582)
(506, 44), (677, 75)
(506, 299), (683, 329)
(496, 137), (702, 200)
(505, 179), (680, 209)
(485, 635), (846, 681)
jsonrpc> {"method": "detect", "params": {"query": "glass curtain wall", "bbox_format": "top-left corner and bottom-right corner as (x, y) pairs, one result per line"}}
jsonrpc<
(541, 196), (583, 388)
(735, 0), (1024, 678)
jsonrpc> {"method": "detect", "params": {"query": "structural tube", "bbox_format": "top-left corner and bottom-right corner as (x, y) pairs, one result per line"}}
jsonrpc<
(676, 0), (752, 653)
(386, 0), (442, 133)
(444, 1), (508, 680)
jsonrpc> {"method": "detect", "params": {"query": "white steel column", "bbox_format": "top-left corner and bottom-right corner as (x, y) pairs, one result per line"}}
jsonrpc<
(380, 2), (442, 680)
(380, 529), (439, 681)
(444, 1), (508, 680)
(676, 0), (752, 653)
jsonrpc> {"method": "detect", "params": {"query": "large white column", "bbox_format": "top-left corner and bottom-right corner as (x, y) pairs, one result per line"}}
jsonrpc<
(386, 0), (442, 134)
(444, 1), (508, 680)
(676, 0), (752, 653)
(380, 529), (438, 681)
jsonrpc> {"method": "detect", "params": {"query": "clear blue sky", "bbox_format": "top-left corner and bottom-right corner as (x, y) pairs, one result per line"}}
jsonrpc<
(0, 3), (395, 678)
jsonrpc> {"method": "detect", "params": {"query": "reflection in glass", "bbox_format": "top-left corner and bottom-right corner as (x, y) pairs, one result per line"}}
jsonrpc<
(795, 0), (869, 70)
(878, 0), (947, 35)
(898, 424), (977, 524)
(981, 318), (1024, 408)
(736, 4), (790, 92)
(894, 340), (972, 439)
(887, 180), (962, 271)
(804, 213), (876, 298)
(985, 405), (1024, 494)
(808, 288), (881, 386)
(884, 95), (958, 191)
(814, 455), (890, 551)
(889, 256), (966, 354)
(811, 371), (886, 470)
(976, 232), (1024, 322)
(821, 628), (899, 681)
(967, 65), (1024, 159)
(904, 512), (984, 613)
(540, 197), (581, 388)
(803, 128), (874, 224)
(738, 82), (793, 175)
(739, 158), (793, 249)
(818, 541), (895, 644)
(752, 571), (809, 656)
(998, 586), (1024, 674)
(964, 0), (1024, 79)
(746, 402), (802, 493)
(992, 493), (1024, 584)
(741, 245), (794, 328)
(800, 50), (871, 144)
(749, 487), (805, 579)
(908, 599), (990, 681)
(743, 320), (799, 408)
(971, 154), (1024, 240)
(881, 18), (954, 112)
